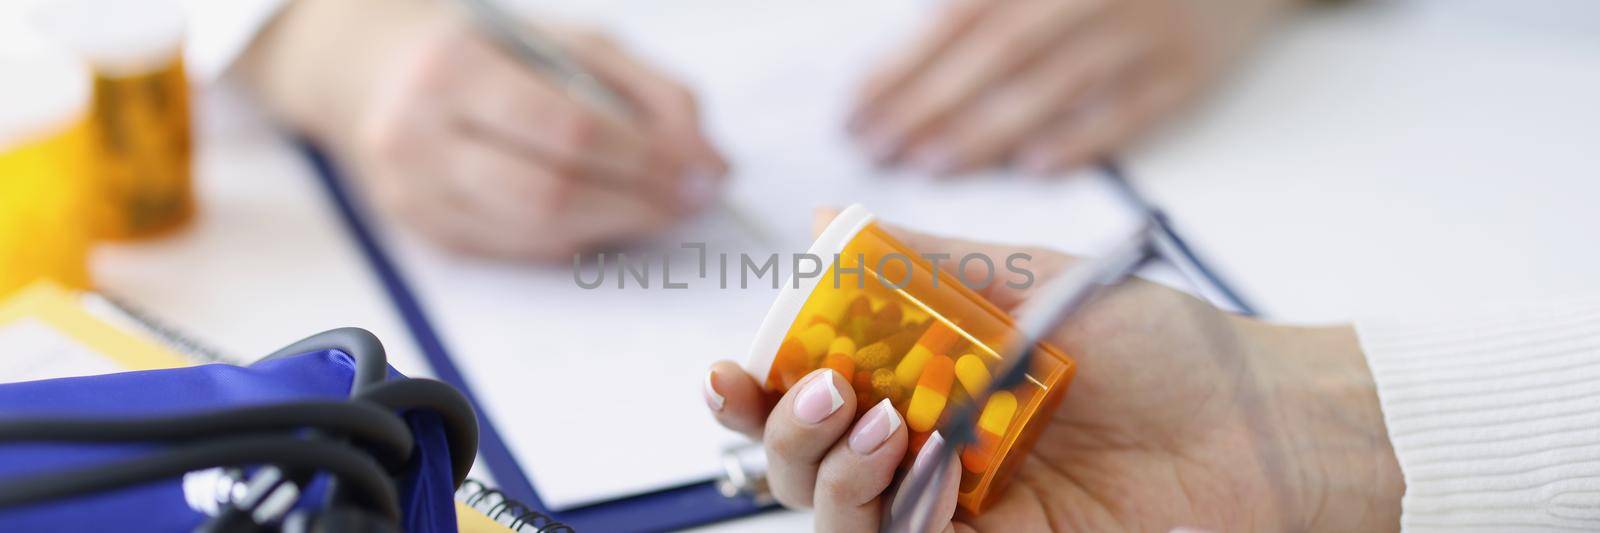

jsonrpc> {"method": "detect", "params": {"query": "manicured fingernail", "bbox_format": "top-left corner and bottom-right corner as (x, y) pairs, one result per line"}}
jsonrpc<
(849, 399), (901, 454)
(792, 370), (844, 424)
(910, 144), (957, 176)
(910, 430), (945, 476)
(679, 169), (718, 209)
(891, 430), (948, 517)
(703, 369), (725, 412)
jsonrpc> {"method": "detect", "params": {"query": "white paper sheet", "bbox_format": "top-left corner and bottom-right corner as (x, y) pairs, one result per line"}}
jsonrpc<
(384, 0), (1147, 509)
(0, 317), (126, 384)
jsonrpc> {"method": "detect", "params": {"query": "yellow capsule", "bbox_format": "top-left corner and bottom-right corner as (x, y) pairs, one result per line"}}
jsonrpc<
(827, 336), (856, 358)
(961, 391), (1018, 473)
(796, 322), (835, 361)
(901, 307), (930, 327)
(846, 314), (875, 344)
(895, 322), (961, 389)
(845, 294), (874, 319)
(820, 337), (855, 370)
(807, 289), (852, 328)
(954, 354), (992, 398)
(907, 355), (954, 432)
(977, 390), (1018, 436)
(894, 345), (933, 390)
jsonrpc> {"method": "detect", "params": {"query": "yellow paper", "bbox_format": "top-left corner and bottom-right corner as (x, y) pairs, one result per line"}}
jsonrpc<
(0, 279), (186, 374)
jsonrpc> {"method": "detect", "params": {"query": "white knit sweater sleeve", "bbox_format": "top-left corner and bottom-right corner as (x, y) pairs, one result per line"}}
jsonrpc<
(1356, 298), (1600, 531)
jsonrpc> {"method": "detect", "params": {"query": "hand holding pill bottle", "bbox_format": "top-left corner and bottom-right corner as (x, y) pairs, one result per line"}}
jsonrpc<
(744, 205), (1076, 514)
(708, 209), (1402, 531)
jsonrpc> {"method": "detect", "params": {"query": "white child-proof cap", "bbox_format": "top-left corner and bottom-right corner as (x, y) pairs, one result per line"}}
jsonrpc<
(745, 204), (876, 382)
(31, 0), (186, 76)
(0, 6), (89, 152)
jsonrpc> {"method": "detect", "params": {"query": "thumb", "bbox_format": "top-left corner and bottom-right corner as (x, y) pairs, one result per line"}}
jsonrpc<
(811, 207), (1075, 311)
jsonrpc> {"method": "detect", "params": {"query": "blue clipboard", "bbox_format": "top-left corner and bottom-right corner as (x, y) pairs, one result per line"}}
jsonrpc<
(299, 143), (771, 531)
(300, 143), (1256, 531)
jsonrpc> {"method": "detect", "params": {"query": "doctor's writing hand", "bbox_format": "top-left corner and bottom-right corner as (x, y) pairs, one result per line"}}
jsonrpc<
(849, 0), (1294, 176)
(242, 0), (726, 259)
(703, 214), (1401, 531)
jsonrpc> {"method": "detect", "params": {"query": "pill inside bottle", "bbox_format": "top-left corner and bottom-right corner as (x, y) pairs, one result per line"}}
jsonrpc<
(745, 205), (1075, 515)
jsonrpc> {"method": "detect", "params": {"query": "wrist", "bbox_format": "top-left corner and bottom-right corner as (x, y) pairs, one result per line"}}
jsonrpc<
(1233, 318), (1403, 532)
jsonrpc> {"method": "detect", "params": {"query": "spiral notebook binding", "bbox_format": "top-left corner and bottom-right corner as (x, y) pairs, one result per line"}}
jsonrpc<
(83, 291), (230, 364)
(457, 478), (574, 532)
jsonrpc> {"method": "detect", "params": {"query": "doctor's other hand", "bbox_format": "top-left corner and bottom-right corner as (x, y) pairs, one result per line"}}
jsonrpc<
(702, 219), (1402, 531)
(240, 0), (726, 259)
(848, 0), (1296, 176)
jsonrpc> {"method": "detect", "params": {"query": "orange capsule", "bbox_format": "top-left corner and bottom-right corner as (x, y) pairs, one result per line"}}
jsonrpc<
(907, 355), (955, 432)
(880, 327), (923, 356)
(846, 294), (874, 318)
(960, 431), (1001, 473)
(853, 369), (873, 391)
(919, 321), (962, 352)
(853, 369), (877, 412)
(875, 302), (902, 328)
(865, 314), (901, 345)
(960, 391), (1017, 473)
(905, 430), (932, 469)
(824, 353), (856, 382)
(773, 338), (811, 390)
(895, 322), (962, 389)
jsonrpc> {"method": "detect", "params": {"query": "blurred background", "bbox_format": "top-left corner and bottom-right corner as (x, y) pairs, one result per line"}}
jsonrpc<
(1, 0), (1597, 529)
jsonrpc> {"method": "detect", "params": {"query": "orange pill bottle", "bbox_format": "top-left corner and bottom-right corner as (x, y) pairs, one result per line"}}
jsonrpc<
(35, 0), (195, 240)
(0, 41), (96, 297)
(745, 205), (1076, 515)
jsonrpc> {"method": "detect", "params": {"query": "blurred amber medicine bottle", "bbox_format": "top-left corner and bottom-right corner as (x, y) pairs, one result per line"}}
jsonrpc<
(746, 205), (1076, 515)
(0, 33), (96, 297)
(34, 0), (194, 240)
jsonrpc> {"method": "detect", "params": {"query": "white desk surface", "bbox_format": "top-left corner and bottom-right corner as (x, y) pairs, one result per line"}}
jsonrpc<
(91, 91), (428, 376)
(1127, 0), (1600, 323)
(90, 0), (1598, 530)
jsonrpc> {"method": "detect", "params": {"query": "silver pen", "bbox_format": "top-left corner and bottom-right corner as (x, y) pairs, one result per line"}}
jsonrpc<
(885, 221), (1157, 532)
(455, 0), (776, 246)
